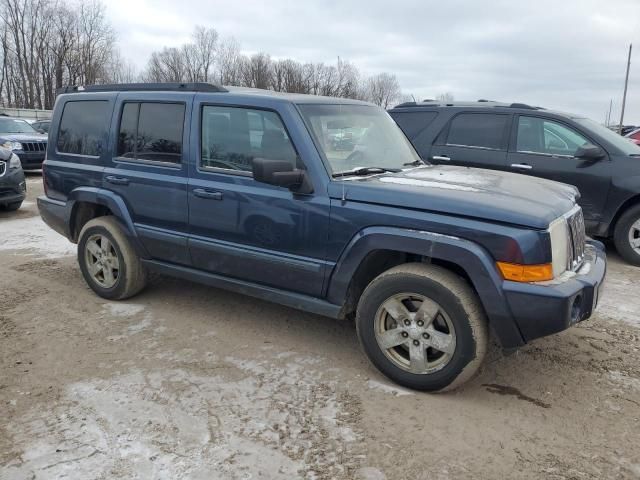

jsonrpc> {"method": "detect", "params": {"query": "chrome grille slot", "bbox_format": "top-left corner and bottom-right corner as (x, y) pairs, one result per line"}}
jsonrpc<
(22, 142), (47, 152)
(0, 160), (5, 176)
(566, 207), (586, 270)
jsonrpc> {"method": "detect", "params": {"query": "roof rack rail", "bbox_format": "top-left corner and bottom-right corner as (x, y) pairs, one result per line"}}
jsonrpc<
(394, 101), (417, 108)
(57, 82), (228, 95)
(509, 102), (538, 110)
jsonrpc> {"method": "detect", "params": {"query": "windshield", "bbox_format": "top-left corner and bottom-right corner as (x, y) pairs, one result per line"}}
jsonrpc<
(0, 118), (37, 134)
(298, 104), (421, 174)
(574, 118), (640, 156)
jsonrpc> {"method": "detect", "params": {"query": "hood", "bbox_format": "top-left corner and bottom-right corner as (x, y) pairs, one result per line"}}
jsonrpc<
(0, 133), (47, 142)
(331, 165), (578, 229)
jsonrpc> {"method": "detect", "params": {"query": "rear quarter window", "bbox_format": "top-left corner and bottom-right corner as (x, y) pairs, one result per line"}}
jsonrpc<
(390, 111), (438, 139)
(57, 101), (109, 156)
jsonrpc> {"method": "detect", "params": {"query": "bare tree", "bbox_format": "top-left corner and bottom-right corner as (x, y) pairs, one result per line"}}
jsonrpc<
(241, 52), (272, 89)
(216, 36), (242, 85)
(365, 72), (401, 108)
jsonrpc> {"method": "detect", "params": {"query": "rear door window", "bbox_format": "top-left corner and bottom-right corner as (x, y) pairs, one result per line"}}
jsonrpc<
(116, 102), (185, 163)
(57, 101), (109, 156)
(446, 113), (509, 150)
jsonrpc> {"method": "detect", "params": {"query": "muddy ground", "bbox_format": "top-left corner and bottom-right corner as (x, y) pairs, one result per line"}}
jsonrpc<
(1, 174), (639, 479)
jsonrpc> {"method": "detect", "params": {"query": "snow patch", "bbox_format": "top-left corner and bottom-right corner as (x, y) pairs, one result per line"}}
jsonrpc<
(2, 358), (363, 479)
(0, 215), (75, 258)
(103, 303), (145, 317)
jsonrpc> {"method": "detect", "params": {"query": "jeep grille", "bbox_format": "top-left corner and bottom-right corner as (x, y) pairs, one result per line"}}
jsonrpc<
(567, 207), (586, 271)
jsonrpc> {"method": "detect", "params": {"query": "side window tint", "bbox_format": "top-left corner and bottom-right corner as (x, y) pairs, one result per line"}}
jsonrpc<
(446, 113), (508, 150)
(201, 106), (299, 174)
(57, 101), (109, 156)
(117, 103), (138, 158)
(517, 116), (589, 156)
(391, 111), (438, 138)
(116, 102), (185, 163)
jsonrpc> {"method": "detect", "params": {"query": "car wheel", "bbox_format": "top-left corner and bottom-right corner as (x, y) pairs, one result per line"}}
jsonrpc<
(3, 201), (22, 211)
(356, 263), (488, 392)
(614, 204), (640, 266)
(77, 216), (147, 300)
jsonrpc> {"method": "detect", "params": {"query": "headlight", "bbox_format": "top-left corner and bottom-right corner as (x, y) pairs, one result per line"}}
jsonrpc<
(8, 153), (21, 170)
(548, 216), (570, 277)
(2, 141), (22, 151)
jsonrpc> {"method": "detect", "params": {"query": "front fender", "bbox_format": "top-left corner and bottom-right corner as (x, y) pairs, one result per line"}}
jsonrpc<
(68, 187), (150, 258)
(326, 226), (525, 348)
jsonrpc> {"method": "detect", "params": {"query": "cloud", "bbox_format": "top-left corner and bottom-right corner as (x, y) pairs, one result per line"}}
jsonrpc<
(104, 0), (640, 123)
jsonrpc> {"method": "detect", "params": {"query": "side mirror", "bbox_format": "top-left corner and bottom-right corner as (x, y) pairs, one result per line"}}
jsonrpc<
(575, 143), (605, 160)
(37, 129), (45, 134)
(252, 158), (313, 194)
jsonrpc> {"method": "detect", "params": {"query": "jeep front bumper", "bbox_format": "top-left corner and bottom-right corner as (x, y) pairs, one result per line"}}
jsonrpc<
(502, 240), (606, 343)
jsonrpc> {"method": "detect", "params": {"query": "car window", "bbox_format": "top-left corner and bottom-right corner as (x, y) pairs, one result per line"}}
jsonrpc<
(116, 102), (185, 163)
(201, 105), (299, 174)
(446, 113), (508, 150)
(57, 101), (109, 156)
(0, 118), (38, 134)
(391, 111), (438, 138)
(517, 116), (589, 156)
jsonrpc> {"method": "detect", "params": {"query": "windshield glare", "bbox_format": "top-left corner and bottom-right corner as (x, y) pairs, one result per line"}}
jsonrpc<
(574, 117), (640, 156)
(298, 104), (421, 174)
(0, 118), (37, 134)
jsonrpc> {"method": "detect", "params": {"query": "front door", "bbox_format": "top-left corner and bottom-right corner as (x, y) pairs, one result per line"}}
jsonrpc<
(507, 115), (611, 228)
(187, 103), (330, 296)
(104, 95), (192, 265)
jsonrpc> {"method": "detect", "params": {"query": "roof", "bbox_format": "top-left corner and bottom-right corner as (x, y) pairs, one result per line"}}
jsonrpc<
(57, 83), (373, 106)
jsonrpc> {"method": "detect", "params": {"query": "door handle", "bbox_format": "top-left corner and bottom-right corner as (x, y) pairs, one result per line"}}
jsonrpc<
(432, 155), (451, 162)
(105, 175), (130, 185)
(510, 163), (533, 170)
(193, 188), (223, 200)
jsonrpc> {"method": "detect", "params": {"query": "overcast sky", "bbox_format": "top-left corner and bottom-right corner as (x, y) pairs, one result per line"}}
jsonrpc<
(105, 0), (640, 124)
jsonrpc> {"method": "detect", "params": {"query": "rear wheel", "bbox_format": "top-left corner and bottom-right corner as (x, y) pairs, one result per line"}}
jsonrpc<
(77, 216), (147, 300)
(613, 204), (640, 266)
(356, 263), (488, 392)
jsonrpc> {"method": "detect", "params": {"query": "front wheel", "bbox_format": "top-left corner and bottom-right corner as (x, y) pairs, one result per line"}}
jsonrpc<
(356, 263), (488, 392)
(77, 216), (147, 300)
(613, 204), (640, 266)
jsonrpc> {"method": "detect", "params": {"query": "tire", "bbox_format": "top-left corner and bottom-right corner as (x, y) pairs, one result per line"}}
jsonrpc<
(356, 263), (488, 392)
(613, 204), (640, 266)
(77, 216), (147, 300)
(3, 201), (22, 211)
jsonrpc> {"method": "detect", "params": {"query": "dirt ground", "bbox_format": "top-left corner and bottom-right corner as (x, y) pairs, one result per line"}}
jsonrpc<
(1, 174), (639, 480)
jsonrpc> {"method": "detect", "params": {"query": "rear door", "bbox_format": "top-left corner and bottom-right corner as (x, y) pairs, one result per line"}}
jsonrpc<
(104, 93), (193, 265)
(429, 112), (512, 170)
(507, 115), (611, 227)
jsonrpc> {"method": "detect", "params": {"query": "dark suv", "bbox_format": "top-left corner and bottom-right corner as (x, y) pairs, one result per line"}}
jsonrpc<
(0, 116), (48, 169)
(389, 101), (640, 265)
(38, 84), (606, 391)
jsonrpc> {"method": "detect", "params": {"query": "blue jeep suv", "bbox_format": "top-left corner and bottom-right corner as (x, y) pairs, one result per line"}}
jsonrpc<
(38, 83), (606, 391)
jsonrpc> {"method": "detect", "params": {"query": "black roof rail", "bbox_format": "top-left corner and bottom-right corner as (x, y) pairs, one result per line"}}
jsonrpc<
(57, 82), (228, 95)
(509, 102), (538, 110)
(394, 101), (417, 108)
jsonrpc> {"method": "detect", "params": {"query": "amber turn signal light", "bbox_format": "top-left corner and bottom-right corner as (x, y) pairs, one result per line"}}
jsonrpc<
(496, 262), (554, 282)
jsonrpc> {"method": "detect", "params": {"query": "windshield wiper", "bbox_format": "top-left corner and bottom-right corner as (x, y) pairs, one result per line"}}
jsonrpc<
(332, 166), (401, 178)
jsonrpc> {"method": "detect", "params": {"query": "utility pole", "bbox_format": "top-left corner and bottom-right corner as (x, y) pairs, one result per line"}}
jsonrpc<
(606, 98), (613, 127)
(619, 44), (632, 133)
